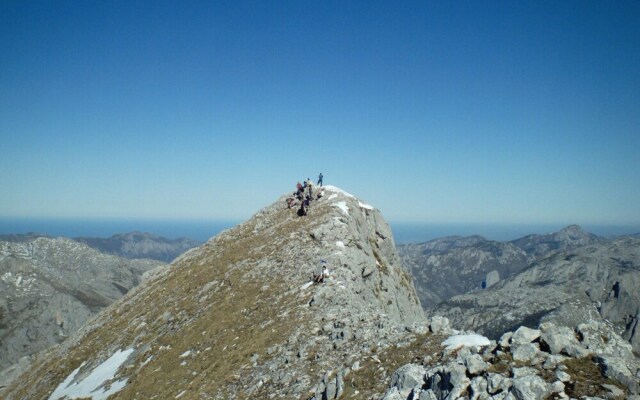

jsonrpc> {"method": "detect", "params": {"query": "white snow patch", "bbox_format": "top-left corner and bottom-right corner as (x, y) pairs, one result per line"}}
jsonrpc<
(335, 241), (346, 249)
(328, 194), (338, 200)
(176, 390), (186, 398)
(358, 201), (374, 210)
(179, 350), (191, 358)
(333, 201), (349, 216)
(324, 185), (355, 198)
(300, 282), (314, 291)
(442, 334), (490, 351)
(49, 348), (134, 400)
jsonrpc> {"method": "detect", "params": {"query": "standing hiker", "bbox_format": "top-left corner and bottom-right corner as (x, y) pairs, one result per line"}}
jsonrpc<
(317, 173), (323, 186)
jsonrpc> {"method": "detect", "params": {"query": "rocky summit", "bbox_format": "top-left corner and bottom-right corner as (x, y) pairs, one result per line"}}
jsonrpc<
(0, 238), (163, 388)
(3, 186), (426, 399)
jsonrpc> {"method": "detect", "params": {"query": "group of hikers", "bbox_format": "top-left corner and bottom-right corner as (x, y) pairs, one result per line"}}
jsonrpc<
(286, 173), (324, 217)
(284, 174), (330, 286)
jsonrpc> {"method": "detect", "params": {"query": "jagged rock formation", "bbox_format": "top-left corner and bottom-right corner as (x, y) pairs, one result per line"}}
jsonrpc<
(3, 186), (426, 399)
(0, 238), (162, 387)
(380, 319), (640, 399)
(74, 231), (202, 262)
(398, 236), (530, 308)
(429, 237), (640, 354)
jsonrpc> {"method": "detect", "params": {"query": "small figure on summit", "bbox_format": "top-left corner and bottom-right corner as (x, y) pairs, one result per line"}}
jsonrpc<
(307, 180), (313, 199)
(317, 173), (323, 186)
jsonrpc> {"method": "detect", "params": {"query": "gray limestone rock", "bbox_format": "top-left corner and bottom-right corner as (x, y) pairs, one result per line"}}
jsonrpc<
(511, 326), (540, 345)
(428, 316), (451, 335)
(540, 325), (579, 355)
(595, 355), (639, 394)
(465, 354), (489, 375)
(390, 364), (426, 392)
(511, 374), (551, 400)
(511, 343), (539, 364)
(487, 373), (511, 395)
(485, 270), (500, 289)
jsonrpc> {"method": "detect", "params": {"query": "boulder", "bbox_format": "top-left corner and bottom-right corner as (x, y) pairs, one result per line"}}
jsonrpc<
(511, 343), (539, 364)
(464, 354), (489, 375)
(540, 325), (578, 355)
(511, 375), (551, 400)
(511, 326), (540, 345)
(390, 364), (425, 393)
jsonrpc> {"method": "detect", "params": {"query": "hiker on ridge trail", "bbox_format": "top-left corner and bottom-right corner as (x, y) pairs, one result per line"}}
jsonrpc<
(317, 173), (323, 186)
(314, 261), (329, 284)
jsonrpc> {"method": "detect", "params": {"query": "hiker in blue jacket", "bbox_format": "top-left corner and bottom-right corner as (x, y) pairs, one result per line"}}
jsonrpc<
(317, 173), (323, 186)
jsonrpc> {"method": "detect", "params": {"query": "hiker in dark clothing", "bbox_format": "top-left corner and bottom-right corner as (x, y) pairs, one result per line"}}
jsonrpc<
(317, 173), (323, 186)
(297, 196), (310, 216)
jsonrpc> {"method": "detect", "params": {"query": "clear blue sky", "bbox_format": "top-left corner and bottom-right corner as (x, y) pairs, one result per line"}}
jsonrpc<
(1, 1), (639, 225)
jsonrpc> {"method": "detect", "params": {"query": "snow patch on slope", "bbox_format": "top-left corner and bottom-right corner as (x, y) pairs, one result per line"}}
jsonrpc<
(49, 348), (134, 400)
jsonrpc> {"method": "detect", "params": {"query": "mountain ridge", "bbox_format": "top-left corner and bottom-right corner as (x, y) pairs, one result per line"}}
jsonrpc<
(3, 186), (426, 399)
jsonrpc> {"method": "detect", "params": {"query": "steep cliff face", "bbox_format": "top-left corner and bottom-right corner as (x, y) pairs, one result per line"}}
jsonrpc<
(4, 186), (425, 400)
(0, 238), (162, 385)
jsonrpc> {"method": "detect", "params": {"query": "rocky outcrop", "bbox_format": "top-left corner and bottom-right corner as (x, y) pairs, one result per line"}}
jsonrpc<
(429, 237), (640, 353)
(3, 186), (426, 399)
(0, 238), (162, 384)
(398, 236), (530, 308)
(381, 319), (639, 400)
(74, 231), (202, 262)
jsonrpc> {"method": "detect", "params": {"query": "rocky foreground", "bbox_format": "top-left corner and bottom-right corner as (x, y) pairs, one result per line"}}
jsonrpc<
(379, 318), (639, 399)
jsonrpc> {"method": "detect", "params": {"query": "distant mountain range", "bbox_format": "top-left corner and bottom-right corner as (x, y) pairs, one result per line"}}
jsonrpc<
(0, 231), (202, 263)
(398, 224), (602, 309)
(399, 224), (640, 354)
(74, 231), (202, 262)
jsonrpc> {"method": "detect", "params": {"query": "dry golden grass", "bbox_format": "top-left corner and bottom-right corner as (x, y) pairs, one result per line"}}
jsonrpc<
(341, 333), (446, 399)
